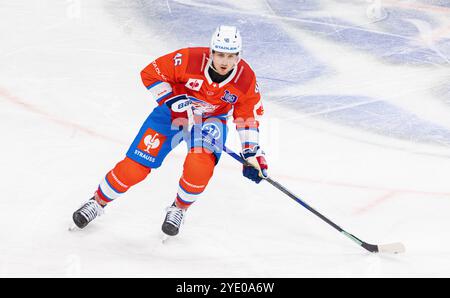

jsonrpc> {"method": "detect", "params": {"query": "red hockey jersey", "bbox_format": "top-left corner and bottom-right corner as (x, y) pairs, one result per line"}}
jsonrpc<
(140, 47), (263, 128)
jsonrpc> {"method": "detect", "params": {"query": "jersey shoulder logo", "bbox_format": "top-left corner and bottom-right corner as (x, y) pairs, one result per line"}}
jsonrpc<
(174, 53), (183, 66)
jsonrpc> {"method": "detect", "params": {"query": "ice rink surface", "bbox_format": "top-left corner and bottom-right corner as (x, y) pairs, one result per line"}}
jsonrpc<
(0, 0), (450, 277)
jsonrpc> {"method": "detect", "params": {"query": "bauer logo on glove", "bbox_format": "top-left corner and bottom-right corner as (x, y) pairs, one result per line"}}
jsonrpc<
(165, 94), (192, 113)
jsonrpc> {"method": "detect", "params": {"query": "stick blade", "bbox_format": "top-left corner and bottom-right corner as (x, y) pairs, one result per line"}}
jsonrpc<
(378, 242), (405, 254)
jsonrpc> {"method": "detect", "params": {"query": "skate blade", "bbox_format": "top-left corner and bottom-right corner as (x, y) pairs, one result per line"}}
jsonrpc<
(68, 224), (80, 232)
(160, 232), (171, 244)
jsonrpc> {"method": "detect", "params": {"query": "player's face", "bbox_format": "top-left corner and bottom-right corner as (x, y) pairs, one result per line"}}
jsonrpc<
(212, 51), (239, 75)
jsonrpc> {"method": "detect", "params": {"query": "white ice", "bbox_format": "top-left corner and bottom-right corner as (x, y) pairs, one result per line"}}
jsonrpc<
(1, 0), (450, 277)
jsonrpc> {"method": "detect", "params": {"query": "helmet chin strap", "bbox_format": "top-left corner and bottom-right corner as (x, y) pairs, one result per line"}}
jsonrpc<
(209, 58), (219, 72)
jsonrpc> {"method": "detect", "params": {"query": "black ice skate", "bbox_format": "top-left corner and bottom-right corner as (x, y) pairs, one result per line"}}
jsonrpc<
(161, 203), (185, 236)
(72, 197), (104, 229)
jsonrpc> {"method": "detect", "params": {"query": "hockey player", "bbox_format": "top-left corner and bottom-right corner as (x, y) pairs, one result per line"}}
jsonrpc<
(72, 25), (268, 236)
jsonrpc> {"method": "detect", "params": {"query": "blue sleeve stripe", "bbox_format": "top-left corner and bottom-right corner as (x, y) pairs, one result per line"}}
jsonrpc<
(156, 92), (173, 103)
(146, 81), (163, 90)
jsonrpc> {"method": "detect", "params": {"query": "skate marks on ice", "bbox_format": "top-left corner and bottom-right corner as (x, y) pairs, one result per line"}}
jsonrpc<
(122, 0), (328, 90)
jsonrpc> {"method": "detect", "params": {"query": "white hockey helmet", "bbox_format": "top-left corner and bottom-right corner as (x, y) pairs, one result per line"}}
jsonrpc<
(210, 25), (242, 54)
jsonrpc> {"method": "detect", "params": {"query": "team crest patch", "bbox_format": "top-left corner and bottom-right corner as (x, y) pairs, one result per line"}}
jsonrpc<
(185, 78), (203, 91)
(221, 90), (238, 104)
(137, 128), (167, 157)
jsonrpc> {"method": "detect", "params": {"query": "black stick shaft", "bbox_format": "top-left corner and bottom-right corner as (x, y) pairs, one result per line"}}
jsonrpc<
(264, 177), (376, 251)
(222, 143), (378, 252)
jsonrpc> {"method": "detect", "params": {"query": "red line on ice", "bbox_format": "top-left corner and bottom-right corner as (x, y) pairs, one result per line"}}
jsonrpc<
(0, 86), (124, 145)
(1, 86), (449, 210)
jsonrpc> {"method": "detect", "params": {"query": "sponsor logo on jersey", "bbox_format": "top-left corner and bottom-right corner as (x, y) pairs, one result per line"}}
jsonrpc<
(185, 78), (204, 91)
(137, 128), (166, 157)
(157, 90), (168, 97)
(220, 90), (238, 104)
(133, 150), (156, 163)
(202, 122), (221, 140)
(151, 61), (168, 81)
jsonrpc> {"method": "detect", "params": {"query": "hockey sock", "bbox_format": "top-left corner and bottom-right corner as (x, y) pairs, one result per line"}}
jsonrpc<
(175, 148), (216, 209)
(96, 157), (151, 205)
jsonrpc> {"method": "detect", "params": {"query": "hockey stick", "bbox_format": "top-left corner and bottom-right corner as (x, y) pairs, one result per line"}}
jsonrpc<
(213, 137), (405, 254)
